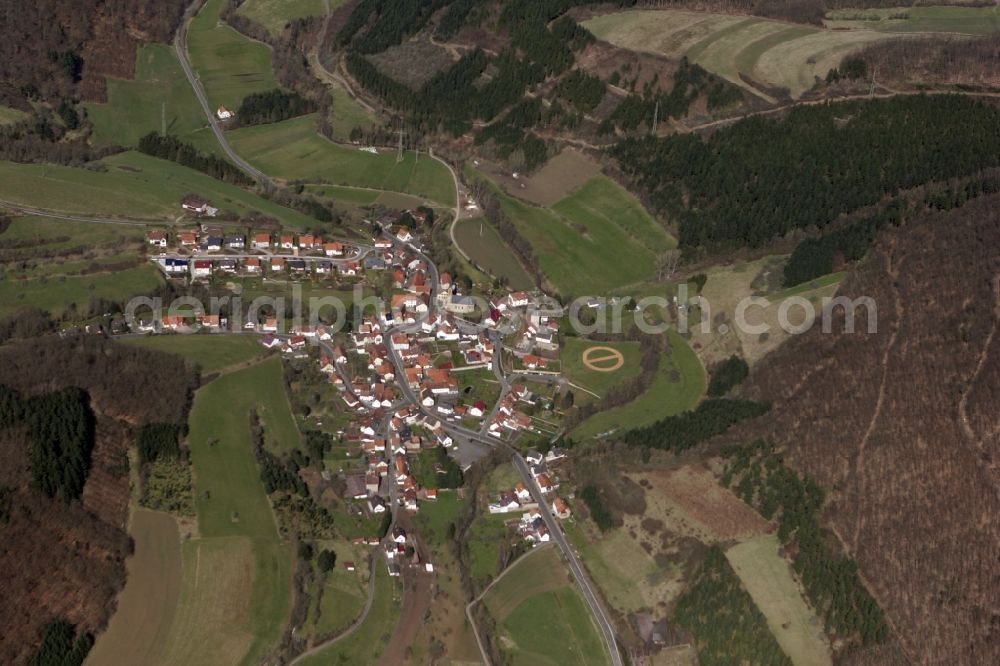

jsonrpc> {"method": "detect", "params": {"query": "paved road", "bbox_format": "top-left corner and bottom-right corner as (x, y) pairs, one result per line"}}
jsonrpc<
(512, 454), (622, 666)
(174, 0), (273, 188)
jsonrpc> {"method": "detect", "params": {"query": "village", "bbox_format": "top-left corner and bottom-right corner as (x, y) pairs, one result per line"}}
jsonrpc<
(137, 194), (582, 579)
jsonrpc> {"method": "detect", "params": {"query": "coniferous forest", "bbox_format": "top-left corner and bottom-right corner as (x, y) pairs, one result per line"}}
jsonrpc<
(612, 95), (1000, 251)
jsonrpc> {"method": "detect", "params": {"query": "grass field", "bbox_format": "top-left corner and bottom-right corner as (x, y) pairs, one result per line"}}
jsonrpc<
(0, 264), (163, 318)
(86, 44), (219, 155)
(583, 9), (946, 99)
(471, 169), (672, 297)
(727, 535), (832, 666)
(0, 152), (317, 226)
(299, 563), (401, 666)
(123, 334), (266, 374)
(309, 565), (367, 637)
(563, 522), (670, 614)
(766, 271), (845, 301)
(483, 546), (608, 666)
(228, 115), (456, 204)
(150, 357), (295, 665)
(0, 105), (28, 125)
(826, 5), (1000, 35)
(188, 0), (280, 111)
(237, 0), (337, 35)
(453, 216), (535, 291)
(326, 79), (378, 141)
(88, 510), (183, 666)
(574, 330), (704, 439)
(560, 338), (641, 398)
(307, 184), (379, 205)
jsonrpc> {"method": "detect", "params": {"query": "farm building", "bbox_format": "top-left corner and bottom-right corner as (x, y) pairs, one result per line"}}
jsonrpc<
(216, 106), (234, 120)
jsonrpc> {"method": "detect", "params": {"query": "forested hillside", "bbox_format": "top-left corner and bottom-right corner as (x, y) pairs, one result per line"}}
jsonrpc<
(722, 194), (1000, 664)
(0, 336), (194, 664)
(325, 0), (745, 166)
(0, 0), (186, 105)
(612, 94), (1000, 251)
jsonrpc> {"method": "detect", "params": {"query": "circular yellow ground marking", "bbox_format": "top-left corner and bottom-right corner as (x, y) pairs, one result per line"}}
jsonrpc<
(582, 346), (625, 372)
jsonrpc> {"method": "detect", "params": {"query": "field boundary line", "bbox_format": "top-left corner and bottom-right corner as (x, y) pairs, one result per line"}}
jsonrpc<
(465, 542), (557, 666)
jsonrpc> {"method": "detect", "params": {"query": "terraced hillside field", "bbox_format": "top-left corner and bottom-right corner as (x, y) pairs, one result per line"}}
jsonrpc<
(584, 8), (999, 99)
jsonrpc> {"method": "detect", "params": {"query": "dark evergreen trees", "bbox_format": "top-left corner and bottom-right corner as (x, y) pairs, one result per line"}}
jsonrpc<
(707, 355), (750, 397)
(622, 398), (769, 452)
(613, 95), (1000, 251)
(137, 133), (253, 186)
(29, 619), (92, 666)
(673, 546), (792, 666)
(236, 89), (317, 126)
(2, 386), (96, 503)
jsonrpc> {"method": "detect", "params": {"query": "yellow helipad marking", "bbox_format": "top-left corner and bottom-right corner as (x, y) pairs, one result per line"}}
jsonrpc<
(582, 346), (625, 372)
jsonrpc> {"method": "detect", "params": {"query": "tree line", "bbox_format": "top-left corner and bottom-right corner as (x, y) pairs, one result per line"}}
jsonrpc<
(674, 545), (792, 666)
(612, 95), (1000, 252)
(28, 618), (93, 666)
(721, 440), (889, 646)
(138, 132), (253, 186)
(622, 397), (770, 452)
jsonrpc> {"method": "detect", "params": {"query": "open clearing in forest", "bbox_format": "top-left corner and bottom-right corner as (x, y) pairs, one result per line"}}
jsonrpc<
(582, 9), (984, 98)
(87, 510), (183, 666)
(228, 115), (456, 204)
(727, 534), (832, 666)
(645, 466), (771, 541)
(483, 546), (609, 666)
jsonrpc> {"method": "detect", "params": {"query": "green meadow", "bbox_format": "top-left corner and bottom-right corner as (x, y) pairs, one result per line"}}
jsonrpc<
(237, 0), (337, 36)
(123, 334), (267, 375)
(470, 168), (673, 298)
(188, 0), (280, 111)
(148, 357), (296, 665)
(228, 115), (456, 204)
(326, 82), (378, 140)
(298, 563), (401, 666)
(483, 546), (609, 666)
(0, 265), (163, 318)
(574, 330), (705, 440)
(560, 337), (642, 398)
(85, 44), (220, 155)
(0, 152), (317, 225)
(453, 216), (535, 291)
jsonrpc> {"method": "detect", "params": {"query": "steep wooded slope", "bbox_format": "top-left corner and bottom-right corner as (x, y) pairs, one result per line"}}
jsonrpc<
(730, 195), (1000, 664)
(0, 336), (193, 663)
